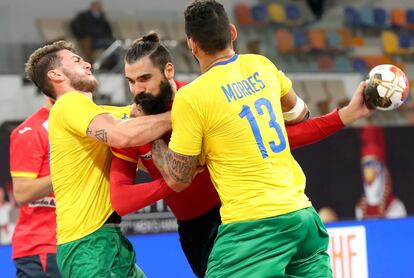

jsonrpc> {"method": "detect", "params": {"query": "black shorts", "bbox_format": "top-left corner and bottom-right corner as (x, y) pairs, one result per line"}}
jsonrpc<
(14, 253), (61, 278)
(177, 205), (221, 278)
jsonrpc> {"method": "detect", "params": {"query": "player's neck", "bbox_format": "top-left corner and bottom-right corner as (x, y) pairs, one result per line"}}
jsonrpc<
(200, 49), (236, 73)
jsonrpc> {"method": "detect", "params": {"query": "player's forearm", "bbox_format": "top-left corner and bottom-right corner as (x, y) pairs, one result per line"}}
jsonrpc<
(12, 176), (53, 205)
(113, 112), (171, 148)
(110, 157), (172, 215)
(287, 109), (344, 150)
(150, 139), (197, 192)
(88, 112), (171, 148)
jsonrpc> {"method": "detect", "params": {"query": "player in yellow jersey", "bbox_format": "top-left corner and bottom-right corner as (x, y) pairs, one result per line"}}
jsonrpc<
(149, 1), (372, 277)
(25, 41), (171, 277)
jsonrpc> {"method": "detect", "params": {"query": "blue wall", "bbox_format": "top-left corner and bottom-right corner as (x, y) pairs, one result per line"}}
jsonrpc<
(1, 217), (414, 277)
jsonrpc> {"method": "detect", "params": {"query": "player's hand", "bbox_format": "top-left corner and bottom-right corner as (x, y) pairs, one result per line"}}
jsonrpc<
(339, 81), (375, 125)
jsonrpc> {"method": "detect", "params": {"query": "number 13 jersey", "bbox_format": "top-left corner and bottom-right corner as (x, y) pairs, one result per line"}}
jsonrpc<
(169, 54), (311, 224)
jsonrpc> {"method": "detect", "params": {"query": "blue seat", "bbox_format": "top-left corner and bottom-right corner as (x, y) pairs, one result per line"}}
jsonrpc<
(285, 3), (301, 21)
(344, 6), (360, 29)
(326, 30), (341, 49)
(359, 6), (375, 28)
(352, 58), (368, 73)
(406, 9), (414, 25)
(292, 28), (308, 49)
(373, 7), (388, 28)
(334, 55), (353, 72)
(251, 4), (268, 24)
(398, 30), (411, 49)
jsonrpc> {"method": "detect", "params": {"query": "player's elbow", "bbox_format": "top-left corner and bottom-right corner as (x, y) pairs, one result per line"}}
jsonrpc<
(13, 191), (29, 206)
(110, 193), (129, 216)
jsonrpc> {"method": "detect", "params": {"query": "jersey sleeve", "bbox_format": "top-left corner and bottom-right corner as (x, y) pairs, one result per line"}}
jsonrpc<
(111, 147), (139, 164)
(110, 156), (173, 216)
(287, 109), (345, 150)
(262, 55), (292, 97)
(168, 91), (203, 156)
(10, 127), (47, 178)
(58, 92), (108, 136)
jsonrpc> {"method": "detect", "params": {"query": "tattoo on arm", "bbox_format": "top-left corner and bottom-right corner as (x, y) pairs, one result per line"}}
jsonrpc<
(151, 139), (197, 185)
(95, 129), (108, 143)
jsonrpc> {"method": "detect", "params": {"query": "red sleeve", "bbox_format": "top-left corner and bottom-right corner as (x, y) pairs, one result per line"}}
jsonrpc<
(287, 109), (345, 150)
(110, 156), (173, 216)
(10, 127), (47, 178)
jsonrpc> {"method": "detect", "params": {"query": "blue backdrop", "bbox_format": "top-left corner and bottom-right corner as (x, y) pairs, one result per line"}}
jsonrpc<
(1, 217), (414, 277)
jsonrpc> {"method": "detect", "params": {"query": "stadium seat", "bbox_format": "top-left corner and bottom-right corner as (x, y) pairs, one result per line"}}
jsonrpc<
(317, 56), (335, 71)
(352, 57), (369, 73)
(397, 30), (412, 55)
(390, 8), (407, 28)
(308, 29), (326, 51)
(373, 7), (388, 28)
(268, 3), (286, 24)
(275, 29), (294, 53)
(334, 55), (353, 72)
(326, 30), (342, 51)
(344, 6), (360, 29)
(337, 28), (353, 50)
(234, 3), (254, 26)
(111, 19), (142, 40)
(37, 18), (73, 43)
(359, 6), (375, 28)
(285, 3), (302, 26)
(292, 28), (308, 51)
(381, 30), (399, 55)
(406, 9), (414, 29)
(251, 4), (268, 25)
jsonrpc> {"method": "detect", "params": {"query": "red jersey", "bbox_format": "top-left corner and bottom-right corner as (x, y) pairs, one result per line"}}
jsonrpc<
(110, 81), (345, 221)
(9, 107), (56, 259)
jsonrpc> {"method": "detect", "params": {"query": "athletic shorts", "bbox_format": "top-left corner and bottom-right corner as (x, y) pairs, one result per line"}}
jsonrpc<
(178, 205), (221, 278)
(57, 225), (146, 278)
(14, 253), (61, 278)
(206, 207), (332, 278)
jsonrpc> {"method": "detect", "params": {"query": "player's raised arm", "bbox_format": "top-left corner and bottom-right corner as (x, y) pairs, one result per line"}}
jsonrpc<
(86, 111), (171, 148)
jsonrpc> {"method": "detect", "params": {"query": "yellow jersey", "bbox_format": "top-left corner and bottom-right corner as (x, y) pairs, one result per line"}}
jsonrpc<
(49, 91), (130, 244)
(169, 54), (311, 224)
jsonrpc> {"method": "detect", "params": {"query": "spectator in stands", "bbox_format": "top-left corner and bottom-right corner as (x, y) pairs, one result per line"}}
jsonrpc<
(70, 1), (115, 68)
(355, 126), (407, 220)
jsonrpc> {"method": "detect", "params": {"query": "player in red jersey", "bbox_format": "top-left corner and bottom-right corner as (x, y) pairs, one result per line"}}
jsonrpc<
(109, 31), (372, 277)
(9, 97), (61, 277)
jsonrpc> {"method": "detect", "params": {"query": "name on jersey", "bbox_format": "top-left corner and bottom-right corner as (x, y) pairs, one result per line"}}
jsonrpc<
(29, 197), (56, 208)
(221, 72), (266, 103)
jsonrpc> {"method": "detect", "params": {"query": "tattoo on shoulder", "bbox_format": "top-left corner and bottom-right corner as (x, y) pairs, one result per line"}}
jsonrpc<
(95, 129), (107, 143)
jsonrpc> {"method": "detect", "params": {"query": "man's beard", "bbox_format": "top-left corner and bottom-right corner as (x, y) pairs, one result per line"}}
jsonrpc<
(63, 69), (98, 93)
(134, 79), (173, 115)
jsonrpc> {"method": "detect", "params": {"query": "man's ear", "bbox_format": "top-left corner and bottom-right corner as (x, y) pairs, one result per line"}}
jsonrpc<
(229, 24), (237, 42)
(164, 62), (175, 80)
(47, 69), (64, 82)
(187, 37), (198, 55)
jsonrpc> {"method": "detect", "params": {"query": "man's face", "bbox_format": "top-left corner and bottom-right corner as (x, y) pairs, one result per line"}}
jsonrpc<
(58, 49), (97, 93)
(125, 56), (173, 115)
(125, 56), (165, 97)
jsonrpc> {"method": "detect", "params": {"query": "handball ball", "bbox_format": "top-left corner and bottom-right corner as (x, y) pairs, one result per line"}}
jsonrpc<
(364, 64), (410, 111)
